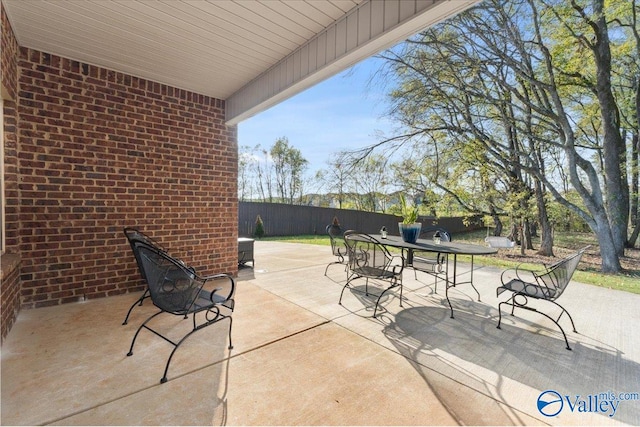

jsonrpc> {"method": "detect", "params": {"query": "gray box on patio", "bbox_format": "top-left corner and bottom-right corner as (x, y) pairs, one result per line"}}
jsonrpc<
(238, 238), (255, 267)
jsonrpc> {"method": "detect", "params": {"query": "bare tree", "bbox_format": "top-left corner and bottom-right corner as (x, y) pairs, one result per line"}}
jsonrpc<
(345, 153), (392, 212)
(375, 0), (636, 271)
(315, 152), (354, 209)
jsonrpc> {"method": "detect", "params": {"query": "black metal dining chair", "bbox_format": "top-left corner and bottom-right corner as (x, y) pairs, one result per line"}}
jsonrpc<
(126, 241), (235, 383)
(339, 230), (404, 318)
(410, 227), (451, 293)
(325, 223), (348, 276)
(496, 247), (588, 350)
(122, 227), (170, 325)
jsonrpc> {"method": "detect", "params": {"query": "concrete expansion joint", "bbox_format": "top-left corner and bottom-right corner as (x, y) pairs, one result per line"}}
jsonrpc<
(228, 319), (332, 361)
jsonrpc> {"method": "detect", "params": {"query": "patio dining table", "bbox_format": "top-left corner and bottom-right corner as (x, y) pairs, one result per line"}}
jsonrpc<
(370, 234), (498, 318)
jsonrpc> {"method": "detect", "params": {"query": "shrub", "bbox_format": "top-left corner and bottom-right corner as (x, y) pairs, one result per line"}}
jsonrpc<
(254, 215), (265, 239)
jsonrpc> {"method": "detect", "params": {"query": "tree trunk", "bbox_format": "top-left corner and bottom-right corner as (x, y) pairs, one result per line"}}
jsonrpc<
(535, 178), (554, 256)
(519, 221), (526, 255)
(524, 219), (534, 250)
(629, 220), (640, 247)
(492, 214), (503, 236)
(590, 0), (629, 256)
(509, 221), (519, 244)
(629, 132), (638, 247)
(594, 212), (623, 272)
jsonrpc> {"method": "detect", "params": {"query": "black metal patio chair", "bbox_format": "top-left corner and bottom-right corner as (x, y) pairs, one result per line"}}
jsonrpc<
(409, 227), (451, 293)
(339, 230), (404, 318)
(324, 223), (348, 276)
(126, 241), (235, 383)
(496, 246), (588, 350)
(122, 227), (170, 325)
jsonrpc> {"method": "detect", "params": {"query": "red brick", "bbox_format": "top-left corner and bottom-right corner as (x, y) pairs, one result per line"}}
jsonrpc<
(0, 31), (238, 334)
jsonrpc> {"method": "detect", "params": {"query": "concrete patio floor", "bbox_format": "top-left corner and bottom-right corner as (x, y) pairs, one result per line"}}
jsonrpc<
(2, 240), (639, 426)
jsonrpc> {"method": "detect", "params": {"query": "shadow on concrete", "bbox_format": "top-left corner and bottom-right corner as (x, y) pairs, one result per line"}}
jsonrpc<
(383, 303), (638, 425)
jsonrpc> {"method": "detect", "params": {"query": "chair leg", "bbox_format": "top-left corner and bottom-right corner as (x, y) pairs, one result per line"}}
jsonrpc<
(445, 284), (454, 319)
(373, 287), (388, 318)
(227, 316), (234, 350)
(324, 261), (342, 276)
(338, 278), (354, 305)
(496, 297), (511, 330)
(340, 274), (402, 319)
(414, 269), (440, 295)
(373, 296), (381, 318)
(536, 309), (573, 351)
(160, 314), (234, 384)
(470, 282), (481, 302)
(161, 327), (199, 384)
(127, 310), (163, 356)
(549, 299), (578, 333)
(373, 280), (402, 318)
(496, 294), (573, 350)
(122, 289), (150, 325)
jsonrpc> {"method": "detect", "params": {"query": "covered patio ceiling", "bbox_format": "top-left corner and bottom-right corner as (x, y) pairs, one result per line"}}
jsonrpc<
(2, 0), (480, 124)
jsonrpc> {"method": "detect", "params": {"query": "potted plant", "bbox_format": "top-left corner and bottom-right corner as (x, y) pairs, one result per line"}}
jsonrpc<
(398, 194), (422, 243)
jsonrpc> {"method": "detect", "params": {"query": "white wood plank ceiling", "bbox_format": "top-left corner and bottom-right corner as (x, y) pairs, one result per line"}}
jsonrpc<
(1, 0), (481, 124)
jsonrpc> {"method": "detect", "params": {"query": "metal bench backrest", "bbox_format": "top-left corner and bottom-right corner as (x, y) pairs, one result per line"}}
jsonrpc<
(534, 248), (587, 300)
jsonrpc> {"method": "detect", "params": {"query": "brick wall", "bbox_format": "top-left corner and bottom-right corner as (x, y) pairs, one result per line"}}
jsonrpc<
(1, 4), (18, 101)
(16, 48), (238, 309)
(1, 3), (22, 343)
(1, 254), (20, 344)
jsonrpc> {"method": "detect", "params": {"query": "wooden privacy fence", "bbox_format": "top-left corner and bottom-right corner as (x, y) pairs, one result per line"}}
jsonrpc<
(239, 202), (483, 238)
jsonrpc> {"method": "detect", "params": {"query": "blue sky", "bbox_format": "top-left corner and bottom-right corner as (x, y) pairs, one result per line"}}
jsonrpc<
(237, 56), (397, 180)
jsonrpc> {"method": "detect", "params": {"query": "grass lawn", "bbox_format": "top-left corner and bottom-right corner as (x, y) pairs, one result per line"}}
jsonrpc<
(261, 231), (640, 294)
